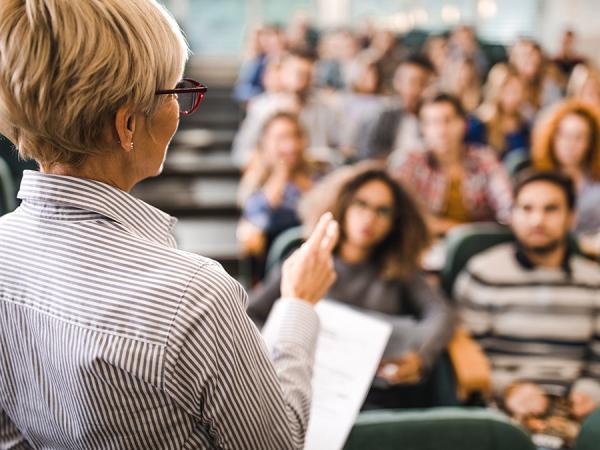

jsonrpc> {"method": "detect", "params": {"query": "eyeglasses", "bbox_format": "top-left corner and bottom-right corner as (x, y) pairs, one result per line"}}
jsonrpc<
(155, 78), (207, 116)
(350, 198), (394, 220)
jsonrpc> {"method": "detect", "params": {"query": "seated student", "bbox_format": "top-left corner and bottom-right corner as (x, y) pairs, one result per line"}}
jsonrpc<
(237, 112), (323, 260)
(232, 47), (340, 168)
(247, 163), (455, 409)
(334, 58), (387, 161)
(454, 171), (600, 423)
(507, 38), (564, 121)
(393, 93), (513, 237)
(473, 64), (531, 160)
(362, 54), (435, 163)
(438, 55), (481, 114)
(567, 63), (600, 110)
(531, 99), (600, 239)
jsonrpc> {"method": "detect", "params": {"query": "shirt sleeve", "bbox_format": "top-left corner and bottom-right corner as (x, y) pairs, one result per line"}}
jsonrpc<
(402, 272), (456, 371)
(453, 264), (494, 338)
(573, 314), (600, 404)
(164, 263), (318, 450)
(243, 191), (272, 231)
(1, 410), (31, 450)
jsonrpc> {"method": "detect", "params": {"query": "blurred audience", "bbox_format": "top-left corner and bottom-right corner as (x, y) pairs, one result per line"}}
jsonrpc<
(248, 163), (454, 409)
(364, 54), (435, 162)
(232, 48), (340, 167)
(553, 29), (587, 78)
(394, 94), (513, 236)
(447, 25), (489, 78)
(507, 38), (564, 120)
(314, 28), (361, 90)
(531, 99), (600, 238)
(234, 24), (286, 105)
(454, 170), (600, 422)
(423, 34), (449, 77)
(334, 58), (387, 160)
(439, 55), (481, 113)
(567, 63), (600, 109)
(474, 64), (530, 160)
(359, 30), (406, 94)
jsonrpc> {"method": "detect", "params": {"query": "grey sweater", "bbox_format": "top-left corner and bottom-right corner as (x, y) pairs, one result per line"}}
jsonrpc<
(248, 257), (455, 372)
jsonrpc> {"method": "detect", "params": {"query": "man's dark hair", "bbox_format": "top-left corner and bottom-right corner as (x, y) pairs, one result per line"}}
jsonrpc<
(284, 46), (317, 63)
(513, 170), (576, 211)
(397, 53), (435, 74)
(417, 92), (467, 120)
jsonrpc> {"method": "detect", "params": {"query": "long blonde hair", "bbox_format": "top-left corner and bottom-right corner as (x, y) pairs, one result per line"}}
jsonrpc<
(477, 64), (526, 153)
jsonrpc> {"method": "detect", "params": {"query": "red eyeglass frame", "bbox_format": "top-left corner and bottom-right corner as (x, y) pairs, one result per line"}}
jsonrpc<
(155, 78), (208, 116)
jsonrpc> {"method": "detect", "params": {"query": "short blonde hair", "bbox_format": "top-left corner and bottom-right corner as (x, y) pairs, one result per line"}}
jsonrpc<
(0, 0), (189, 166)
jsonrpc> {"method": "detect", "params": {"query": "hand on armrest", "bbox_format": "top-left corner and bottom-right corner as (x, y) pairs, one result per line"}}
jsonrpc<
(448, 326), (492, 401)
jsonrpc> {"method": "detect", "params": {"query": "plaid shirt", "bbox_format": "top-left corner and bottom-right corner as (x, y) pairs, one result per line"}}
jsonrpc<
(393, 145), (513, 223)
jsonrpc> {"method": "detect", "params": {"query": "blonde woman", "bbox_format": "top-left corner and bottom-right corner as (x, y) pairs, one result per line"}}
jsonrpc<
(440, 55), (482, 113)
(0, 1), (338, 448)
(237, 111), (324, 260)
(476, 64), (531, 159)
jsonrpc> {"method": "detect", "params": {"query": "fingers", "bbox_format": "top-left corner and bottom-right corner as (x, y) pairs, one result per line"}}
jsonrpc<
(320, 220), (339, 253)
(304, 212), (334, 251)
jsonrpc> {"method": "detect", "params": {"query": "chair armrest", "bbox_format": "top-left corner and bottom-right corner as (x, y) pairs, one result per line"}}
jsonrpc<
(448, 326), (492, 401)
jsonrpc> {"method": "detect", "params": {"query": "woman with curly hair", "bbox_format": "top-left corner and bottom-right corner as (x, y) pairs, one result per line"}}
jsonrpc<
(531, 99), (600, 235)
(248, 163), (455, 409)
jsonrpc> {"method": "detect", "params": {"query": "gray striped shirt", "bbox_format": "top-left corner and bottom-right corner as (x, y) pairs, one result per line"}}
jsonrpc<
(454, 243), (600, 400)
(0, 171), (319, 449)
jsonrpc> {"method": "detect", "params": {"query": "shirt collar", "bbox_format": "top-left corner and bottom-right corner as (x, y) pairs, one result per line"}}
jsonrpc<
(514, 240), (573, 275)
(17, 171), (177, 245)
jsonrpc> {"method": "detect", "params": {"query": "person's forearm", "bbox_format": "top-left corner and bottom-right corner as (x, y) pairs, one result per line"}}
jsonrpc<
(406, 274), (456, 370)
(260, 298), (320, 449)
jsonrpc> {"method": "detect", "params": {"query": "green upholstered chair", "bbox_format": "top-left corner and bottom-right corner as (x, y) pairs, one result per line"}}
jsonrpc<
(441, 222), (584, 298)
(265, 225), (304, 275)
(440, 222), (513, 297)
(343, 408), (536, 450)
(0, 155), (16, 216)
(574, 407), (600, 450)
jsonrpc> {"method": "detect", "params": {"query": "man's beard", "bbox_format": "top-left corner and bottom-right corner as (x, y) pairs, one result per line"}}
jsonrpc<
(519, 237), (565, 255)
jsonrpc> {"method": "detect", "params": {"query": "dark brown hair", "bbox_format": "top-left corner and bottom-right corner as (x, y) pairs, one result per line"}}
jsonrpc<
(300, 162), (431, 280)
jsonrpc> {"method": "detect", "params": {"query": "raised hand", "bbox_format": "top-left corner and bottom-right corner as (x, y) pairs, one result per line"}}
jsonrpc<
(280, 212), (339, 304)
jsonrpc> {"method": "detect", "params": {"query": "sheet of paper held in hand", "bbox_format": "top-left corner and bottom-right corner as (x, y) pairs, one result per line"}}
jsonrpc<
(303, 300), (392, 450)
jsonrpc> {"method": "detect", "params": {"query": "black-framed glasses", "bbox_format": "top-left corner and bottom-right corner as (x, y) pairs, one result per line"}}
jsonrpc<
(155, 78), (207, 116)
(350, 198), (394, 220)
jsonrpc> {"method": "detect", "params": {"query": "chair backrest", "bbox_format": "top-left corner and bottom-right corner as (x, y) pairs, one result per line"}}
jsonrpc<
(265, 225), (304, 275)
(574, 407), (600, 450)
(440, 222), (585, 297)
(0, 155), (16, 216)
(501, 147), (530, 178)
(441, 223), (514, 297)
(343, 407), (536, 450)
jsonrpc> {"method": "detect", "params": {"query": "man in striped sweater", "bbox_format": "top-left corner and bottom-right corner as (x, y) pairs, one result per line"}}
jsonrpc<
(454, 170), (600, 419)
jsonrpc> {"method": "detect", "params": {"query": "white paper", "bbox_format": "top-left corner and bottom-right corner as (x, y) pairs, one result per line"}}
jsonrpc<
(304, 300), (392, 450)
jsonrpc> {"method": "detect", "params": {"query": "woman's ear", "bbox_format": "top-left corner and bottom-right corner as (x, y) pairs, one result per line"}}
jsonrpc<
(114, 105), (137, 153)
